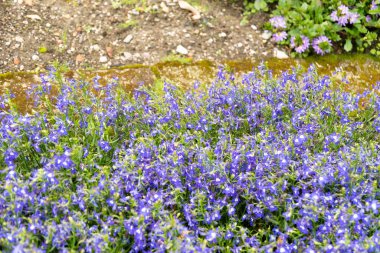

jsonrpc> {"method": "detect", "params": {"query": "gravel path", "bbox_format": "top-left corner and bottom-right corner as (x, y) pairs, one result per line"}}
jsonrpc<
(0, 0), (282, 73)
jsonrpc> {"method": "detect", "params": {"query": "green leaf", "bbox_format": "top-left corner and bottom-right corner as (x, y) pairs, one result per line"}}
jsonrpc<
(288, 11), (303, 22)
(354, 24), (367, 33)
(344, 39), (353, 52)
(254, 0), (267, 11)
(369, 9), (380, 15)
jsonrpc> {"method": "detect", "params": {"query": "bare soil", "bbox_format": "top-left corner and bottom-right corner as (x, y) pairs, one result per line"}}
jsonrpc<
(0, 0), (276, 73)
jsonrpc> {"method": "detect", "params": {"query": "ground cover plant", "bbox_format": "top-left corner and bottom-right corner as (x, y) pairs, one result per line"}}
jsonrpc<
(242, 0), (380, 56)
(0, 64), (380, 252)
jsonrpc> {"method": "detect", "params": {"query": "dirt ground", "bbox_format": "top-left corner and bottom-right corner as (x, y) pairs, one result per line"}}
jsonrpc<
(0, 0), (278, 73)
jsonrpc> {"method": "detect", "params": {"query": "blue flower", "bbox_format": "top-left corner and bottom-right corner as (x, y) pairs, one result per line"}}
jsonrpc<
(98, 140), (111, 152)
(206, 230), (218, 243)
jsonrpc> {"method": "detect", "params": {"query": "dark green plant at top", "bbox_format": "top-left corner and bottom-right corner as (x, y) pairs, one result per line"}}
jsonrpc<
(242, 0), (380, 56)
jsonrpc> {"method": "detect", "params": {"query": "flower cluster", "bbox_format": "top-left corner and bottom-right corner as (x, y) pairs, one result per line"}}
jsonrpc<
(269, 16), (287, 29)
(270, 16), (288, 43)
(290, 35), (310, 53)
(312, 35), (332, 55)
(264, 1), (380, 55)
(331, 5), (360, 26)
(0, 65), (379, 252)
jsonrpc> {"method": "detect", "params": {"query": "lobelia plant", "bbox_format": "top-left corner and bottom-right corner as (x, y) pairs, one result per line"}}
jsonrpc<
(0, 64), (379, 252)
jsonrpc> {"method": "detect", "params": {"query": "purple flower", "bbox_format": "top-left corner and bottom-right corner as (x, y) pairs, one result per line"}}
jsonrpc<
(371, 0), (379, 10)
(245, 236), (259, 247)
(312, 36), (332, 55)
(228, 206), (236, 216)
(269, 16), (287, 29)
(348, 12), (360, 24)
(370, 200), (378, 214)
(331, 5), (359, 26)
(206, 230), (218, 243)
(294, 134), (308, 147)
(325, 133), (340, 145)
(272, 31), (288, 42)
(4, 148), (18, 166)
(54, 151), (75, 170)
(225, 230), (234, 240)
(290, 35), (310, 53)
(373, 118), (380, 132)
(98, 140), (111, 152)
(83, 107), (92, 114)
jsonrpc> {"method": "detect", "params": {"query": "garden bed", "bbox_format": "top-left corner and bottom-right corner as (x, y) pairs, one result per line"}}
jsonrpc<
(0, 59), (379, 252)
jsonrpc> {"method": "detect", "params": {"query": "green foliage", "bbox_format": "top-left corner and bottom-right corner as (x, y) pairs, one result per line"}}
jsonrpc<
(242, 0), (380, 56)
(243, 0), (276, 13)
(38, 46), (48, 54)
(344, 39), (353, 52)
(111, 0), (139, 8)
(161, 54), (193, 64)
(117, 19), (138, 29)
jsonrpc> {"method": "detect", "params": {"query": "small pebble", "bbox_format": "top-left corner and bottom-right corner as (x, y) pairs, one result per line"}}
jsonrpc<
(123, 35), (133, 44)
(15, 36), (24, 43)
(176, 45), (188, 55)
(99, 56), (108, 63)
(273, 48), (289, 59)
(251, 24), (258, 30)
(32, 54), (39, 61)
(142, 52), (150, 59)
(160, 2), (169, 13)
(130, 9), (139, 15)
(13, 56), (21, 65)
(218, 32), (227, 38)
(261, 30), (272, 40)
(123, 52), (133, 61)
(90, 44), (101, 52)
(26, 14), (41, 21)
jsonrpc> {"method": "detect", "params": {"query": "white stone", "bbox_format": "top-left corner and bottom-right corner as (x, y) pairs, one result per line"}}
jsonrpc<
(15, 36), (24, 43)
(130, 9), (139, 15)
(167, 31), (175, 37)
(133, 53), (141, 60)
(89, 44), (100, 52)
(32, 54), (39, 61)
(176, 45), (188, 55)
(123, 52), (133, 61)
(152, 4), (159, 10)
(26, 14), (41, 21)
(218, 32), (227, 38)
(123, 35), (133, 44)
(273, 48), (289, 59)
(160, 2), (169, 13)
(251, 24), (258, 30)
(261, 30), (272, 40)
(99, 56), (108, 63)
(142, 52), (150, 59)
